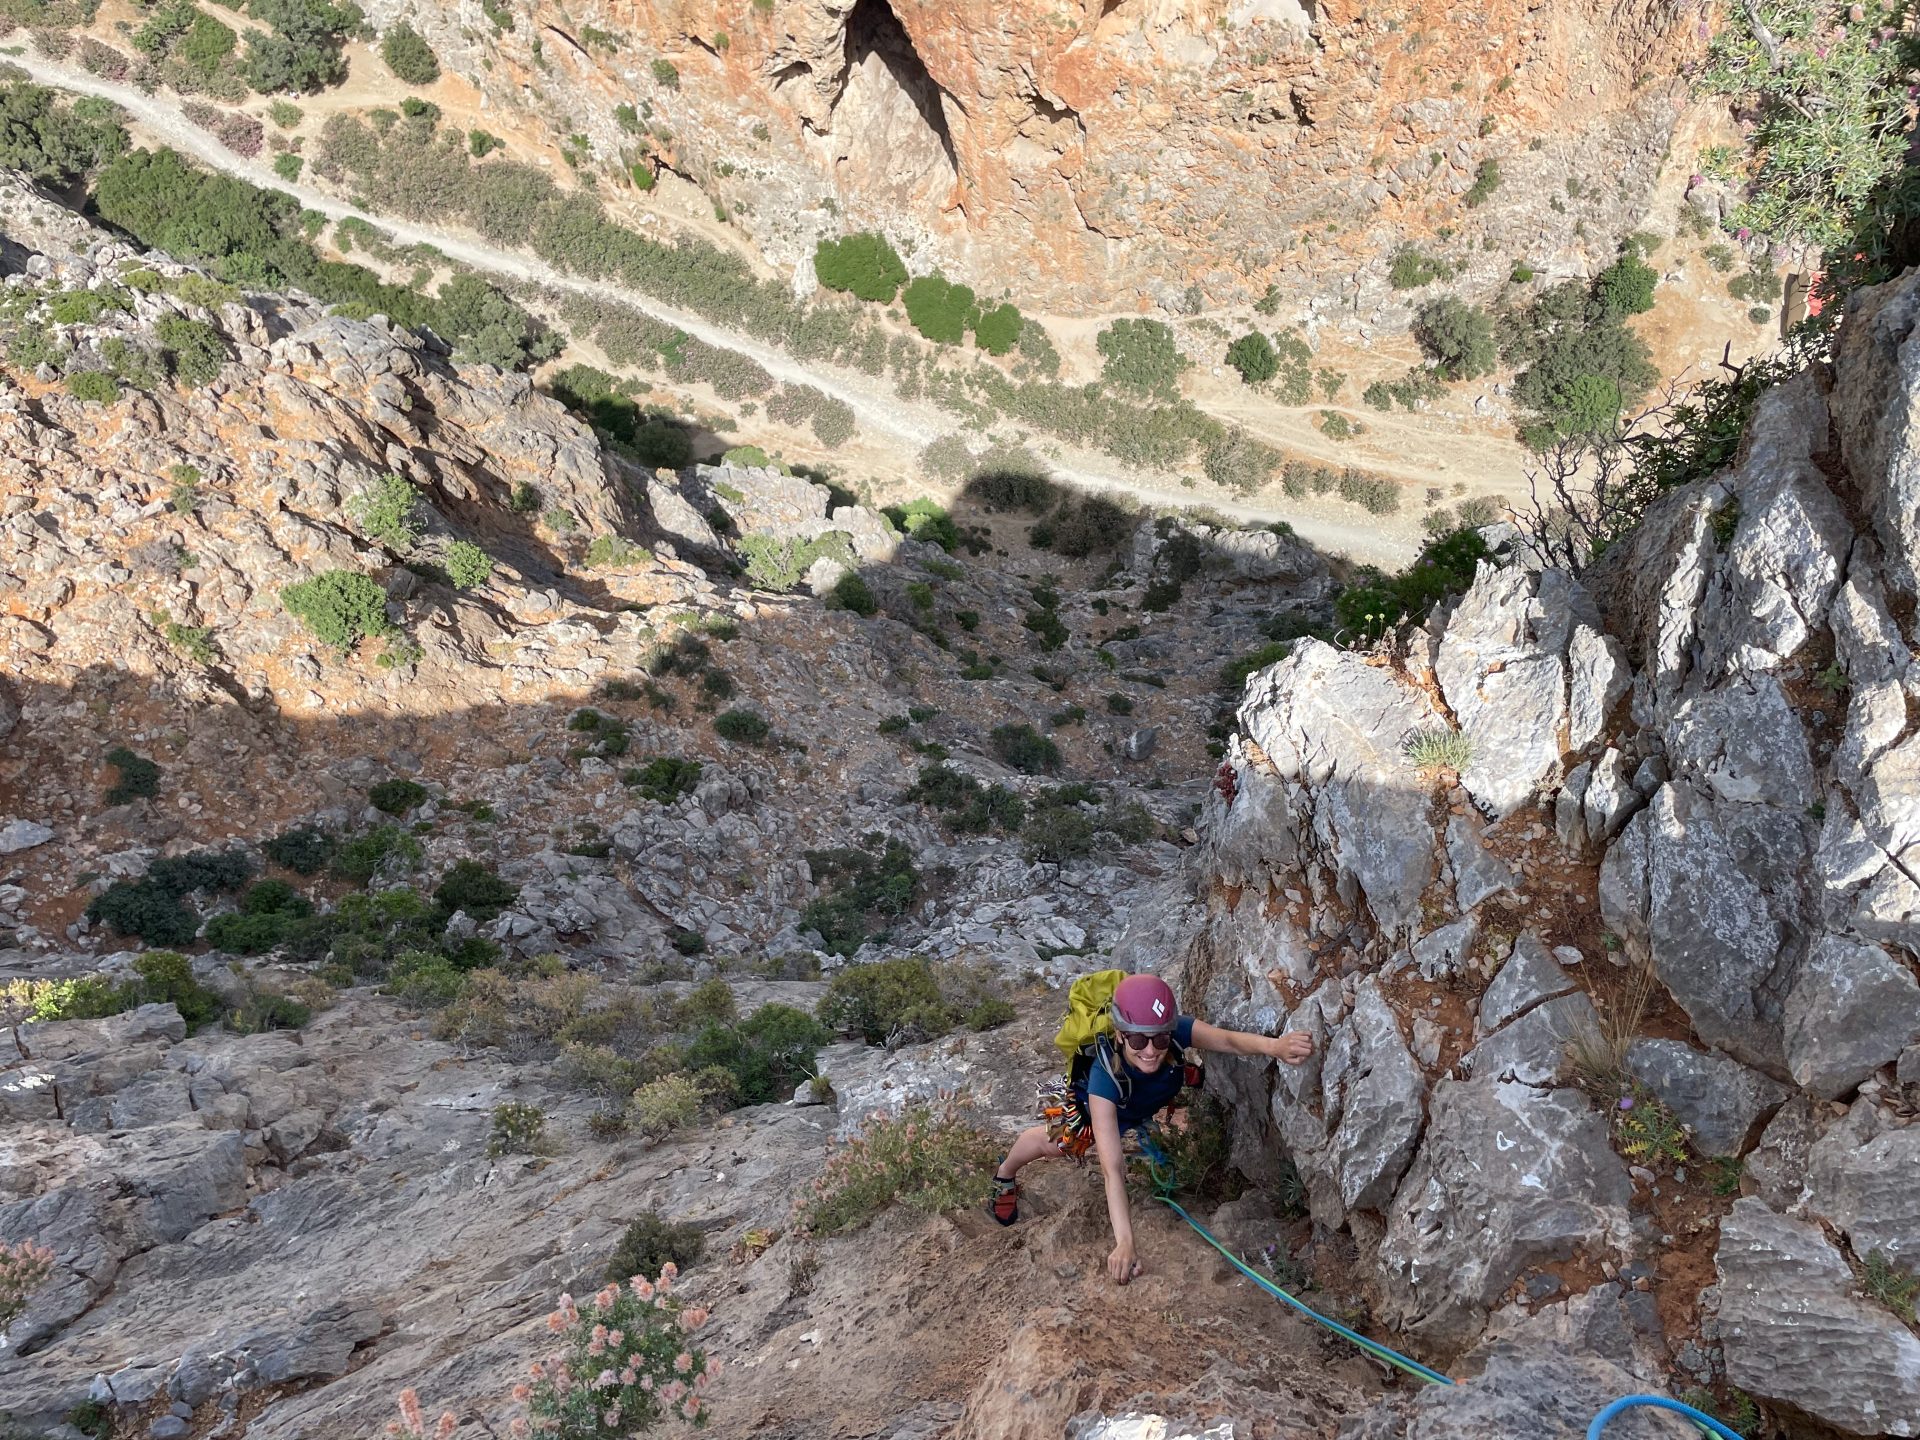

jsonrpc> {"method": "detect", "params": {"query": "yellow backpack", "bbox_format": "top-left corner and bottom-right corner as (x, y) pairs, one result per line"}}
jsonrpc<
(1053, 969), (1127, 1071)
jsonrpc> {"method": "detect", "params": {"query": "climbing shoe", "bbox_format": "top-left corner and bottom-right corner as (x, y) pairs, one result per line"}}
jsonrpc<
(988, 1174), (1019, 1226)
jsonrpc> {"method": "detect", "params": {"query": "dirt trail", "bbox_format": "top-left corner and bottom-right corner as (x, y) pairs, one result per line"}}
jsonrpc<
(5, 50), (1442, 565)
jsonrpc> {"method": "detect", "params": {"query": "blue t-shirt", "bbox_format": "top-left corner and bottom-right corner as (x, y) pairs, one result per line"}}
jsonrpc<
(1081, 1015), (1196, 1129)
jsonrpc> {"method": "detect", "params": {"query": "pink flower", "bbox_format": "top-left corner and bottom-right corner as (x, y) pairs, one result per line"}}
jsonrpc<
(594, 1368), (620, 1390)
(620, 1366), (637, 1385)
(1737, 227), (1752, 242)
(435, 1418), (457, 1440)
(629, 1276), (655, 1301)
(511, 1384), (531, 1403)
(682, 1397), (703, 1422)
(603, 1407), (621, 1427)
(400, 1391), (424, 1434)
(509, 1422), (530, 1440)
(659, 1262), (678, 1282)
(547, 1312), (565, 1333)
(675, 1351), (694, 1374)
(662, 1379), (688, 1404)
(528, 1361), (546, 1381)
(641, 1375), (655, 1391)
(681, 1308), (709, 1331)
(606, 1330), (624, 1347)
(594, 1285), (619, 1311)
(695, 1370), (710, 1393)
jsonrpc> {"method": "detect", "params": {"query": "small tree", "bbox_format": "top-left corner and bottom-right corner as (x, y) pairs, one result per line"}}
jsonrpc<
(281, 570), (392, 652)
(1096, 318), (1187, 397)
(1595, 251), (1658, 318)
(902, 274), (976, 344)
(380, 22), (440, 85)
(973, 302), (1022, 356)
(1225, 331), (1279, 386)
(813, 232), (907, 303)
(1413, 296), (1497, 380)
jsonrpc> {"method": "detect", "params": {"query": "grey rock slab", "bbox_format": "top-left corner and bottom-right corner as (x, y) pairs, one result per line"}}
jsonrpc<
(1377, 1077), (1632, 1355)
(1339, 1345), (1672, 1440)
(1435, 564), (1571, 817)
(0, 819), (53, 854)
(1478, 933), (1576, 1036)
(1624, 1039), (1788, 1157)
(1325, 982), (1427, 1213)
(172, 1300), (383, 1404)
(1446, 811), (1515, 910)
(1598, 784), (1800, 1070)
(1829, 559), (1910, 684)
(1666, 674), (1816, 811)
(1472, 1283), (1667, 1384)
(1237, 641), (1440, 935)
(1744, 1095), (1824, 1213)
(1717, 1197), (1920, 1436)
(1806, 1112), (1920, 1266)
(1833, 266), (1920, 600)
(1783, 934), (1920, 1099)
(1461, 991), (1597, 1086)
(1567, 623), (1630, 753)
(1411, 913), (1477, 983)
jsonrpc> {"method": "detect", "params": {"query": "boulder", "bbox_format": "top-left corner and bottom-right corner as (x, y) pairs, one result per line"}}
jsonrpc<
(1805, 1109), (1920, 1266)
(1624, 1039), (1787, 1157)
(1782, 935), (1920, 1098)
(1832, 267), (1920, 600)
(0, 819), (52, 854)
(1717, 1198), (1920, 1437)
(1324, 982), (1426, 1214)
(1478, 934), (1576, 1034)
(1460, 991), (1597, 1086)
(1665, 674), (1815, 810)
(1599, 784), (1801, 1069)
(1338, 1344), (1671, 1440)
(1237, 642), (1439, 935)
(1445, 811), (1515, 910)
(1377, 1078), (1632, 1354)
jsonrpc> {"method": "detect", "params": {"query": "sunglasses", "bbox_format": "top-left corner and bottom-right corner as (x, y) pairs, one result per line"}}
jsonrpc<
(1121, 1031), (1173, 1053)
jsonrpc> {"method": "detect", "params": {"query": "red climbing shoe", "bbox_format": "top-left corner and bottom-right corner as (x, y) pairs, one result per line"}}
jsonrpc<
(989, 1176), (1019, 1226)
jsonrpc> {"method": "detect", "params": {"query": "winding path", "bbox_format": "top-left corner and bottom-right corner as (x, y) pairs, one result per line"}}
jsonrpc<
(7, 51), (1422, 565)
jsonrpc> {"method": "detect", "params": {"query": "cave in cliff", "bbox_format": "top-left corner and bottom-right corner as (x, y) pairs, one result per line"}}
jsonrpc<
(824, 0), (960, 206)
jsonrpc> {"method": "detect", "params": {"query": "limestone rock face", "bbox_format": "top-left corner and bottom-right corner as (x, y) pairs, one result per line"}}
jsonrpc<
(351, 0), (1697, 310)
(1339, 1346), (1673, 1440)
(1717, 1198), (1920, 1438)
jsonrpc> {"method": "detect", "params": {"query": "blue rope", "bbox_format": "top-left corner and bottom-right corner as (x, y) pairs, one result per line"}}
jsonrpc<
(1588, 1396), (1745, 1440)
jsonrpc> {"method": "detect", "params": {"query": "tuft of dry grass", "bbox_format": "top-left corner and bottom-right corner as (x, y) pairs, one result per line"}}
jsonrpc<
(1564, 955), (1659, 1094)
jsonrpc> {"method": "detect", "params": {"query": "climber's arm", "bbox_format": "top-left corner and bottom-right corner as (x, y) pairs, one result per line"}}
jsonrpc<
(1188, 1019), (1314, 1064)
(1087, 1094), (1142, 1284)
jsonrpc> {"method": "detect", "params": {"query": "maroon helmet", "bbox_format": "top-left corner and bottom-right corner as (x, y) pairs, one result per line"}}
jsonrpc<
(1111, 974), (1177, 1034)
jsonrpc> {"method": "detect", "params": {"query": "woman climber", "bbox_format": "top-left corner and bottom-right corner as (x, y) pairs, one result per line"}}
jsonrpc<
(987, 972), (1314, 1285)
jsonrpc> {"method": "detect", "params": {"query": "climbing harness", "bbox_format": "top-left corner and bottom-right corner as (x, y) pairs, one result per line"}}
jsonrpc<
(1135, 1142), (1746, 1437)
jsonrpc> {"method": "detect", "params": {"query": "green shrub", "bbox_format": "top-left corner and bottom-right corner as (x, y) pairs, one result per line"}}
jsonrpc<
(812, 232), (907, 303)
(369, 778), (427, 815)
(1413, 295), (1497, 379)
(832, 571), (877, 615)
(801, 841), (919, 955)
(1595, 250), (1659, 317)
(990, 722), (1061, 774)
(650, 57), (679, 88)
(817, 955), (948, 1043)
(128, 949), (223, 1029)
(1021, 802), (1095, 863)
(684, 1002), (831, 1102)
(902, 273), (977, 344)
(380, 21), (439, 84)
(264, 826), (334, 874)
(1333, 527), (1490, 644)
(351, 476), (423, 553)
(622, 756), (702, 804)
(331, 823), (422, 884)
(386, 948), (467, 1007)
(903, 762), (1025, 835)
(795, 1102), (1000, 1236)
(1405, 728), (1474, 770)
(443, 539), (493, 589)
(1096, 318), (1186, 397)
(433, 859), (520, 922)
(227, 986), (312, 1034)
(1388, 246), (1451, 290)
(1462, 158), (1502, 207)
(883, 497), (959, 551)
(282, 570), (391, 652)
(65, 370), (119, 404)
(272, 152), (302, 182)
(713, 708), (769, 745)
(627, 1071), (707, 1139)
(1225, 331), (1279, 385)
(487, 1100), (546, 1157)
(1203, 427), (1279, 493)
(104, 745), (161, 804)
(1023, 608), (1068, 651)
(1045, 493), (1133, 558)
(737, 531), (853, 591)
(583, 535), (651, 568)
(605, 1210), (706, 1284)
(973, 301), (1023, 355)
(269, 99), (302, 129)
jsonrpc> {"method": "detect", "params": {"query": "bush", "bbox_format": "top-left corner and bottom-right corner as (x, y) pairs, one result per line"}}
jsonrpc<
(1595, 250), (1659, 318)
(712, 708), (769, 745)
(331, 823), (423, 884)
(1333, 526), (1490, 644)
(487, 1100), (546, 1157)
(990, 722), (1061, 774)
(433, 859), (520, 922)
(801, 840), (919, 955)
(817, 955), (948, 1043)
(737, 531), (853, 592)
(1203, 427), (1280, 494)
(1021, 802), (1095, 863)
(521, 1274), (713, 1432)
(903, 762), (1025, 835)
(973, 302), (1022, 356)
(0, 1241), (54, 1334)
(1046, 493), (1133, 558)
(683, 1002), (830, 1102)
(1388, 246), (1450, 290)
(1405, 728), (1474, 770)
(902, 273), (977, 344)
(623, 756), (702, 804)
(65, 370), (119, 404)
(264, 826), (334, 873)
(1225, 331), (1278, 385)
(1096, 318), (1186, 397)
(104, 745), (161, 804)
(812, 232), (906, 303)
(606, 1211), (706, 1284)
(282, 570), (391, 652)
(154, 315), (227, 388)
(1462, 158), (1502, 208)
(0, 78), (129, 186)
(831, 571), (876, 615)
(443, 539), (493, 588)
(651, 56), (679, 88)
(628, 1072), (708, 1139)
(380, 22), (439, 84)
(883, 497), (959, 551)
(1413, 295), (1497, 380)
(795, 1102), (1000, 1236)
(370, 777), (427, 814)
(128, 949), (223, 1028)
